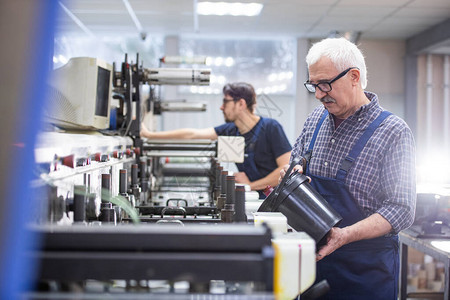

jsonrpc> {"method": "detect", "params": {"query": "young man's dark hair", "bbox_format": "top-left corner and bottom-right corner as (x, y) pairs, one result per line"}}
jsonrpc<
(223, 82), (256, 113)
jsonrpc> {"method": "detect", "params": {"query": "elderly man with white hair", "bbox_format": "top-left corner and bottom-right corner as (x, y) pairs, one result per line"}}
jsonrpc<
(281, 38), (416, 300)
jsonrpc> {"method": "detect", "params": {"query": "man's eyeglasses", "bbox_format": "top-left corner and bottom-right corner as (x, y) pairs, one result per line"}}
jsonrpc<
(223, 98), (238, 104)
(304, 67), (357, 93)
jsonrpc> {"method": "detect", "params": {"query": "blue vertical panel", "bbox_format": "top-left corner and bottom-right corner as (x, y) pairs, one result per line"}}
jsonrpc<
(0, 0), (56, 298)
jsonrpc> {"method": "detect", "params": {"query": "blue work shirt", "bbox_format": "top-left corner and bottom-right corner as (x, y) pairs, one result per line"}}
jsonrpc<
(214, 117), (291, 182)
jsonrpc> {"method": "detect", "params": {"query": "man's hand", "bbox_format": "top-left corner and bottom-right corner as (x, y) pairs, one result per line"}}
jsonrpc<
(140, 122), (154, 139)
(234, 172), (251, 185)
(278, 164), (305, 184)
(316, 213), (393, 261)
(316, 227), (351, 261)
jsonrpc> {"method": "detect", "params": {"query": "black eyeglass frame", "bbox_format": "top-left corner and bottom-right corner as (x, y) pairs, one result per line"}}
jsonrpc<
(304, 67), (358, 93)
(222, 97), (239, 104)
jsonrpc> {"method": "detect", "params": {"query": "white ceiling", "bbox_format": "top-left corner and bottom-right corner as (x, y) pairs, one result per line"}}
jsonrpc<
(57, 0), (450, 41)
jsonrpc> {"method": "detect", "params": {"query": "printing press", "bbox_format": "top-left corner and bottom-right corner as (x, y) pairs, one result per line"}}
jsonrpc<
(26, 54), (322, 300)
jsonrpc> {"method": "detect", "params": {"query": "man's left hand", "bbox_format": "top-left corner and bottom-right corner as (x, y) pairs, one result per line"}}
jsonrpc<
(316, 227), (350, 261)
(316, 213), (393, 261)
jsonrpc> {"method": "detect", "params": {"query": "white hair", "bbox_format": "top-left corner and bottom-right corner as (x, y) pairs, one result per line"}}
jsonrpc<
(306, 38), (368, 89)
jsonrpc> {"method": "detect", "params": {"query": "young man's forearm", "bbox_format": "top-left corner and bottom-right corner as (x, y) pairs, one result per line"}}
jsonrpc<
(249, 167), (283, 191)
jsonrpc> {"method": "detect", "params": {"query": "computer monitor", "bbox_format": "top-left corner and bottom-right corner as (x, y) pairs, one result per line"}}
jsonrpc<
(45, 57), (112, 130)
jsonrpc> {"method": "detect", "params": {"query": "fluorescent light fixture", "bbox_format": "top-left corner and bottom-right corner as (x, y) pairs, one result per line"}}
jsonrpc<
(198, 2), (263, 16)
(58, 1), (95, 38)
(122, 0), (145, 35)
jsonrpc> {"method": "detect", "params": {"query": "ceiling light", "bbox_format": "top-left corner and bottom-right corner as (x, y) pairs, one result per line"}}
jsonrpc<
(122, 0), (146, 40)
(58, 1), (95, 38)
(198, 2), (263, 17)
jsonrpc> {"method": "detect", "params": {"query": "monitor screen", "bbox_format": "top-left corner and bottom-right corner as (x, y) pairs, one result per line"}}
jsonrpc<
(95, 66), (111, 117)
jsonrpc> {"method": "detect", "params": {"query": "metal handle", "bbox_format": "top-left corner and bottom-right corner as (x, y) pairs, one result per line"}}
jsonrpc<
(274, 156), (301, 198)
(156, 219), (184, 226)
(161, 206), (187, 218)
(166, 198), (188, 207)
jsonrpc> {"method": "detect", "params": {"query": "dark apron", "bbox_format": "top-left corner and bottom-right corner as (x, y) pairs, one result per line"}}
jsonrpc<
(236, 118), (264, 198)
(305, 110), (399, 300)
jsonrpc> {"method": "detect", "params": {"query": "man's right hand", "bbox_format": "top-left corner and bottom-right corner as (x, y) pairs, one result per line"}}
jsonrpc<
(278, 164), (304, 184)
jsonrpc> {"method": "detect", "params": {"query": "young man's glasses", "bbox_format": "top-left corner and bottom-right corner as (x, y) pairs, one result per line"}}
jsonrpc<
(304, 67), (358, 93)
(223, 97), (238, 104)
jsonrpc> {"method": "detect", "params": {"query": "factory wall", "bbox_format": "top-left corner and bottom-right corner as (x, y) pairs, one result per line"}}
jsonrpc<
(360, 39), (406, 117)
(417, 54), (450, 154)
(416, 54), (450, 186)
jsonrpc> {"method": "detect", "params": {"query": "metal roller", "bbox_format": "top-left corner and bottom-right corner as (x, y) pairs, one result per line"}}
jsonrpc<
(143, 67), (210, 85)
